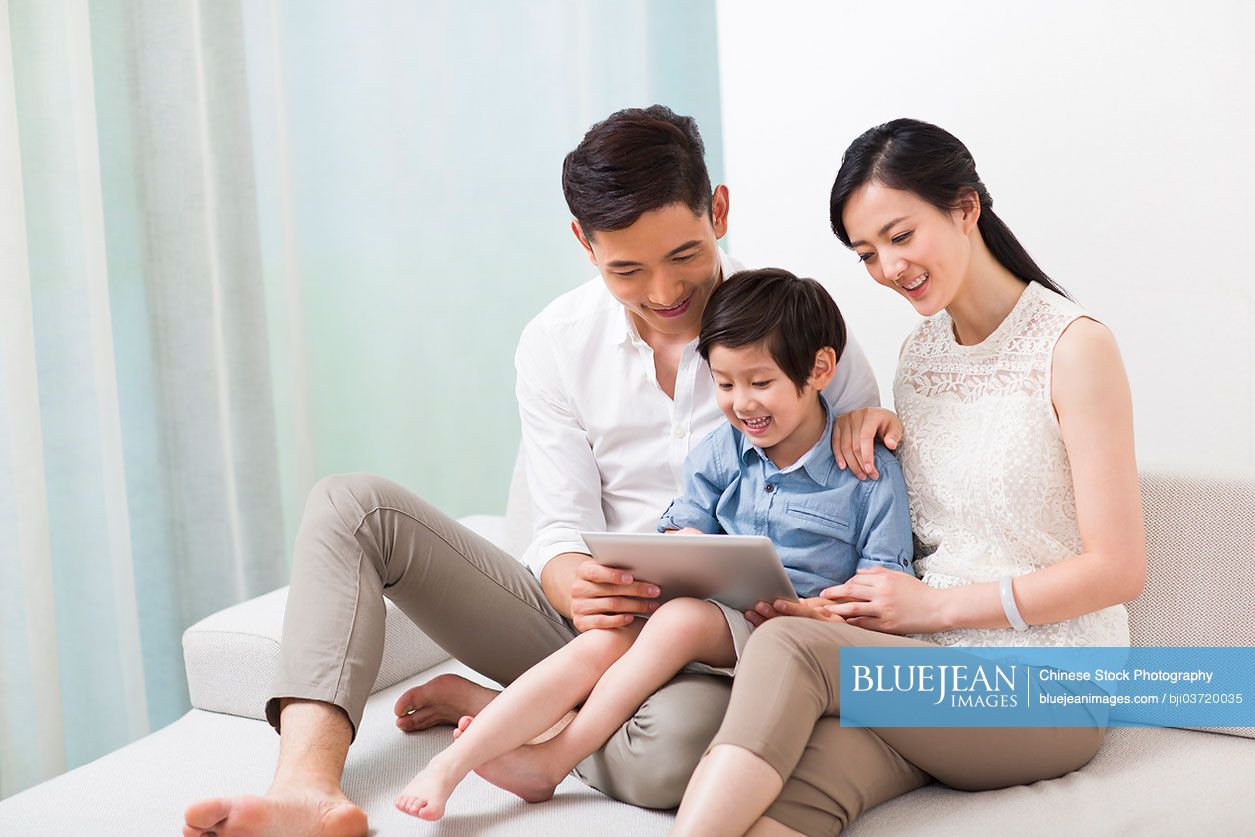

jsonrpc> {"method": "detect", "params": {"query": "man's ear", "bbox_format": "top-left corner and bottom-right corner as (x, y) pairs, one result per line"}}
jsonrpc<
(958, 189), (981, 236)
(808, 346), (837, 390)
(571, 220), (597, 265)
(710, 184), (730, 239)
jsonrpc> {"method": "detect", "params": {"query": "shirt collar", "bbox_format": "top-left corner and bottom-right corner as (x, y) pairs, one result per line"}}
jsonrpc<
(739, 395), (837, 484)
(606, 247), (735, 349)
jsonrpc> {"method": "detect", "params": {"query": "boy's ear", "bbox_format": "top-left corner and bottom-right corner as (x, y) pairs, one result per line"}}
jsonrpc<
(808, 346), (837, 390)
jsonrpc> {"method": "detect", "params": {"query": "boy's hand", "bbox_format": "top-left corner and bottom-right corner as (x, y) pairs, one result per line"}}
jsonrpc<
(663, 527), (704, 535)
(832, 407), (903, 480)
(745, 597), (845, 627)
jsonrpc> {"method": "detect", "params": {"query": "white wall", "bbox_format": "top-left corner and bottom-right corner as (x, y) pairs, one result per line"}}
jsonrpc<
(716, 0), (1255, 471)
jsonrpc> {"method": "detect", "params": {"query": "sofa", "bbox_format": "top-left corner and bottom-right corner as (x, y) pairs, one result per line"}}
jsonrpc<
(2, 465), (1253, 835)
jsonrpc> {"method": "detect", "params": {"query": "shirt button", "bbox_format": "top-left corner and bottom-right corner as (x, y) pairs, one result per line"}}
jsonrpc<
(764, 484), (775, 493)
(673, 426), (686, 438)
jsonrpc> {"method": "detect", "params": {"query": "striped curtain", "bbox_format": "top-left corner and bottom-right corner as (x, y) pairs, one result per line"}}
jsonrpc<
(0, 0), (723, 798)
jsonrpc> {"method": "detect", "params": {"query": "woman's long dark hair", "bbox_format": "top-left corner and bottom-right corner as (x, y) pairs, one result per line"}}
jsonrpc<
(829, 118), (1069, 299)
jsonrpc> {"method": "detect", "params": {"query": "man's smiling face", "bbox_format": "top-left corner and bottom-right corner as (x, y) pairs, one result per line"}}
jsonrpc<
(576, 186), (729, 341)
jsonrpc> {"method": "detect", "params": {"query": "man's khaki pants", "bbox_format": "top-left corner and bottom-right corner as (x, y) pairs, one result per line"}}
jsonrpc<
(265, 472), (729, 808)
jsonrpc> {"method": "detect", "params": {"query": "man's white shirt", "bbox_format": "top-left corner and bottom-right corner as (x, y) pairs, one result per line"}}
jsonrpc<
(514, 250), (881, 578)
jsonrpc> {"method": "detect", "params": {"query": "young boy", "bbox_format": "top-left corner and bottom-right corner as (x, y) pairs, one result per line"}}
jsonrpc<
(394, 268), (914, 820)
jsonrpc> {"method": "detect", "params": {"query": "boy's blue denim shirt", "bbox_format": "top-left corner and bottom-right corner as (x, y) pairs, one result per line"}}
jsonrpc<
(658, 397), (914, 599)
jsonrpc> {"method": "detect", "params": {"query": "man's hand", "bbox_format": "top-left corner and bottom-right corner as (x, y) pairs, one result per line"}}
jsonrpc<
(541, 552), (661, 632)
(570, 560), (662, 631)
(832, 407), (903, 480)
(744, 596), (847, 627)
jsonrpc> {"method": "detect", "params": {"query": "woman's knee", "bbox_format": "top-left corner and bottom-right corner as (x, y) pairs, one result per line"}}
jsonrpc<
(746, 615), (843, 657)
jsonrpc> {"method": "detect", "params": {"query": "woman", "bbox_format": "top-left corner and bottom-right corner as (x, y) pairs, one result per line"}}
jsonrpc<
(671, 119), (1146, 836)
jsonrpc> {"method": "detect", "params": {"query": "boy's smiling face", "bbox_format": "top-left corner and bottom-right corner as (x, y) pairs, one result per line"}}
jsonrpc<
(708, 341), (835, 469)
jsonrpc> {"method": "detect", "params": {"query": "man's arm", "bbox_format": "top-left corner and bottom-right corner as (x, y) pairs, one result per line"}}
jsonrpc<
(516, 322), (658, 630)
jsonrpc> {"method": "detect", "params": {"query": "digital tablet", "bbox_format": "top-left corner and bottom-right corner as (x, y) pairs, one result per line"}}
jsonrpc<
(581, 532), (799, 613)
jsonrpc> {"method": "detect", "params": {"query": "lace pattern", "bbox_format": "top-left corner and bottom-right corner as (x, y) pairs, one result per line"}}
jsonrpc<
(895, 282), (1130, 648)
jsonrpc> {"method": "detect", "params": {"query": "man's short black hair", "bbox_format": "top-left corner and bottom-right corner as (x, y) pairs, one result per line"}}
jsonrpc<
(698, 268), (847, 392)
(561, 105), (712, 237)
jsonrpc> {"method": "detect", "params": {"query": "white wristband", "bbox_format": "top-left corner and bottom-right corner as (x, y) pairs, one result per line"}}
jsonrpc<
(999, 575), (1029, 633)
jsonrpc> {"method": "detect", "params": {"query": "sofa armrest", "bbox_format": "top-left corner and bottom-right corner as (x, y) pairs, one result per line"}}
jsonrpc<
(181, 514), (510, 720)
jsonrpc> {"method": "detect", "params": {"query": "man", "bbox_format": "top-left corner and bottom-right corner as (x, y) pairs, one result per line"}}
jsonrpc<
(183, 105), (880, 837)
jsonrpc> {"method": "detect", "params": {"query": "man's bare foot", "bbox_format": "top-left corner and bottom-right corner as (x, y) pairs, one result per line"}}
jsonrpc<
(183, 787), (366, 837)
(394, 673), (498, 733)
(473, 744), (565, 804)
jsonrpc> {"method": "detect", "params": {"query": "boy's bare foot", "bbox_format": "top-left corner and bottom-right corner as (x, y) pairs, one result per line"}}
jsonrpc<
(394, 756), (464, 821)
(183, 787), (366, 837)
(394, 673), (497, 733)
(473, 744), (565, 804)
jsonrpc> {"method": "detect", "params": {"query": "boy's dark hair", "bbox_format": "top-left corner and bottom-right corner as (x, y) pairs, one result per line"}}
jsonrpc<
(698, 269), (847, 393)
(562, 105), (712, 237)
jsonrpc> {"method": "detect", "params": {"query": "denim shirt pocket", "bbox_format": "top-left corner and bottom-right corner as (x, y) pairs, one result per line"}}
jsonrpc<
(784, 502), (853, 541)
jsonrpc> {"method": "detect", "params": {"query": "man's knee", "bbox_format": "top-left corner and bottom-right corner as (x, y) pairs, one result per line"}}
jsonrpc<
(578, 673), (731, 808)
(307, 472), (394, 520)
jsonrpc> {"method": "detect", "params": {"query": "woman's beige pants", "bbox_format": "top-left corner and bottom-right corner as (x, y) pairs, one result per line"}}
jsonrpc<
(708, 617), (1107, 835)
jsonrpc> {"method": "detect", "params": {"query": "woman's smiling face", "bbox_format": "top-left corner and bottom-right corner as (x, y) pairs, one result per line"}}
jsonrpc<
(842, 182), (976, 318)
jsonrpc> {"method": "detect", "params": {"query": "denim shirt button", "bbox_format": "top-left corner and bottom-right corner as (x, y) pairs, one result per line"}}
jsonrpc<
(764, 484), (775, 493)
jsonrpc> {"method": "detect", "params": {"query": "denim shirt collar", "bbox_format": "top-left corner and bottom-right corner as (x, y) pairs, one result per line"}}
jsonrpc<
(739, 395), (836, 484)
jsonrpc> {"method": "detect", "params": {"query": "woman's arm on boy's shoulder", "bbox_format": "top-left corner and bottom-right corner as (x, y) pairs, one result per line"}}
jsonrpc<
(830, 334), (909, 480)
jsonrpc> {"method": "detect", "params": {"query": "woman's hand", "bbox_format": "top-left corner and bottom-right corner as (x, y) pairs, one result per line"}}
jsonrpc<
(832, 407), (903, 480)
(819, 566), (946, 634)
(744, 597), (845, 627)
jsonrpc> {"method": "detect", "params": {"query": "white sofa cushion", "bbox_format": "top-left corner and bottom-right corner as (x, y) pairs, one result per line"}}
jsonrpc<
(182, 586), (451, 721)
(181, 514), (513, 721)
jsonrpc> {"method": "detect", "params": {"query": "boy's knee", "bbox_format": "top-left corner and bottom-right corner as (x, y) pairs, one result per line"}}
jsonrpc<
(643, 597), (721, 635)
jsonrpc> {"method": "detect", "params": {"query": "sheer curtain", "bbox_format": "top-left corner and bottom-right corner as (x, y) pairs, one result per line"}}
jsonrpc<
(0, 0), (723, 799)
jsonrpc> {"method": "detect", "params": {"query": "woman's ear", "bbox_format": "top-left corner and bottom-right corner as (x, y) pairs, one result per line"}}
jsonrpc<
(958, 189), (981, 235)
(808, 346), (838, 390)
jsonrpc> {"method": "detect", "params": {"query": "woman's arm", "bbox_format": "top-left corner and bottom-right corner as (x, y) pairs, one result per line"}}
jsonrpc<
(818, 317), (1146, 634)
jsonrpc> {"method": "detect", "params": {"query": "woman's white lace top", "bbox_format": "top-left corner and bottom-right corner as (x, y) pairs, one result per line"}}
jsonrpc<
(894, 281), (1129, 648)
